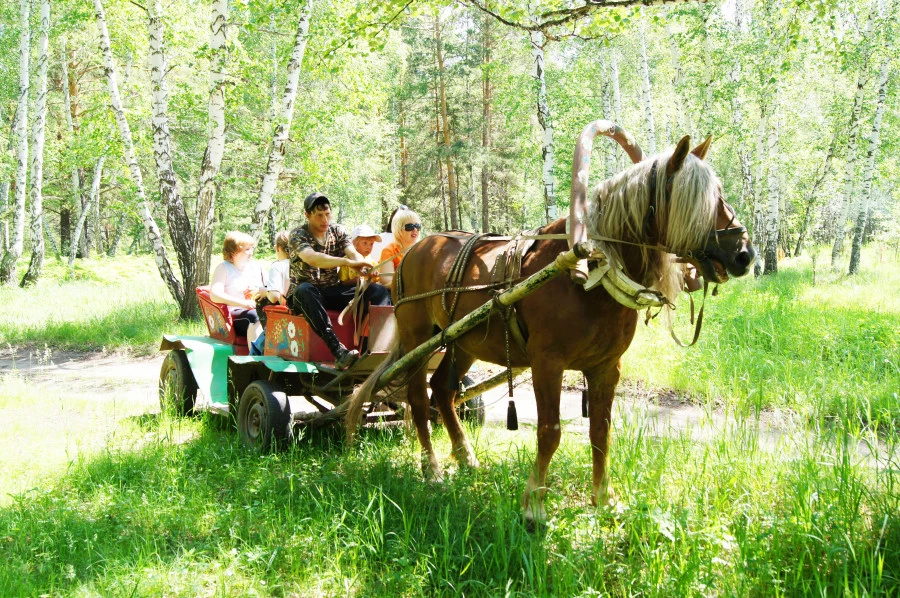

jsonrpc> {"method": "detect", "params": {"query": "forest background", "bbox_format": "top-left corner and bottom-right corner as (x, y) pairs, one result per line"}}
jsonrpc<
(0, 0), (897, 318)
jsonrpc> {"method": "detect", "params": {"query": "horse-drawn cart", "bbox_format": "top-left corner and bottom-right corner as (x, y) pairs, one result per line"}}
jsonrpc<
(158, 285), (492, 448)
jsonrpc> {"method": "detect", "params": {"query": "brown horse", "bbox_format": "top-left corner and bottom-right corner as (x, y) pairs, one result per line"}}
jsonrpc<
(347, 125), (756, 523)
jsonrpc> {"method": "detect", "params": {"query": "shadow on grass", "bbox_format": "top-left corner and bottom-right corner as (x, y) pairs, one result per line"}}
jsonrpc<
(2, 412), (898, 596)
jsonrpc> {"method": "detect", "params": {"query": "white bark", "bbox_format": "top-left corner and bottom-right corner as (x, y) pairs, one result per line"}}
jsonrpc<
(149, 0), (195, 283)
(0, 0), (30, 285)
(849, 59), (889, 275)
(250, 0), (312, 240)
(610, 48), (623, 170)
(638, 14), (656, 154)
(601, 54), (615, 178)
(268, 13), (279, 123)
(763, 100), (780, 274)
(22, 0), (51, 286)
(531, 30), (556, 223)
(831, 65), (867, 266)
(95, 0), (183, 304)
(61, 38), (86, 258)
(70, 156), (105, 269)
(191, 0), (230, 297)
(664, 9), (690, 135)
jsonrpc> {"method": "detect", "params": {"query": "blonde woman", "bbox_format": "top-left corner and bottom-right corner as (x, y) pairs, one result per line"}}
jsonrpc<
(379, 206), (422, 286)
(209, 231), (265, 348)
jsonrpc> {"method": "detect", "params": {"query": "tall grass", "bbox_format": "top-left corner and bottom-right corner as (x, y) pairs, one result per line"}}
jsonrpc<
(0, 255), (203, 353)
(625, 247), (900, 430)
(0, 412), (896, 596)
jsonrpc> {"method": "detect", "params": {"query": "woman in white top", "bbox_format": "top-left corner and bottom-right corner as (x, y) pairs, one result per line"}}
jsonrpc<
(209, 231), (265, 348)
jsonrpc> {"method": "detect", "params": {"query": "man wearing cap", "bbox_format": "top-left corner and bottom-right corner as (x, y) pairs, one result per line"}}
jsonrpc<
(288, 192), (391, 370)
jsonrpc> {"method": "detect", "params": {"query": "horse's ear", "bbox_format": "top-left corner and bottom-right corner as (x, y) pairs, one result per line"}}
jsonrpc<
(691, 135), (713, 161)
(667, 135), (691, 176)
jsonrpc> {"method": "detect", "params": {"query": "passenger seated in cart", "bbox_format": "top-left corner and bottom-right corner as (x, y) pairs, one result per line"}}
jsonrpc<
(249, 230), (291, 355)
(339, 224), (382, 285)
(209, 231), (265, 351)
(288, 192), (391, 370)
(379, 206), (422, 287)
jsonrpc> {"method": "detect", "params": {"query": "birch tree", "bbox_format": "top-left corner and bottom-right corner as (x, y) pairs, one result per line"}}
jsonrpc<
(21, 0), (51, 287)
(531, 30), (556, 223)
(762, 97), (781, 274)
(831, 7), (875, 267)
(190, 0), (229, 314)
(480, 12), (492, 233)
(70, 156), (105, 270)
(638, 11), (656, 154)
(436, 12), (459, 229)
(0, 0), (30, 285)
(94, 0), (182, 303)
(849, 58), (889, 275)
(249, 0), (312, 240)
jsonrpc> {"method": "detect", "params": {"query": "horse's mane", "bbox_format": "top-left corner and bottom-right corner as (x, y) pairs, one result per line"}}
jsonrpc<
(585, 149), (719, 302)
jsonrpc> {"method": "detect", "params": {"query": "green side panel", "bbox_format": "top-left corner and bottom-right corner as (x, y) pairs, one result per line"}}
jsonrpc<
(229, 355), (319, 375)
(162, 335), (234, 406)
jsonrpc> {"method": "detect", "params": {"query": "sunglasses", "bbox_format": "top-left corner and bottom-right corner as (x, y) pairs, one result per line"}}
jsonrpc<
(403, 223), (422, 232)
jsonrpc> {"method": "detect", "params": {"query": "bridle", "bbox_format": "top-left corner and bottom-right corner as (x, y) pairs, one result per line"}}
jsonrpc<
(644, 160), (746, 257)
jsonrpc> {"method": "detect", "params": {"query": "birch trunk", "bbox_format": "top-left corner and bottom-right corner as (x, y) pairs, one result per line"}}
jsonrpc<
(664, 10), (690, 136)
(531, 30), (556, 223)
(1, 110), (15, 253)
(95, 0), (183, 304)
(610, 48), (623, 170)
(849, 59), (889, 275)
(21, 0), (51, 287)
(601, 54), (616, 178)
(190, 0), (230, 317)
(61, 39), (84, 258)
(794, 133), (836, 256)
(436, 13), (459, 230)
(250, 0), (312, 240)
(481, 14), (492, 233)
(831, 8), (875, 267)
(830, 70), (867, 267)
(763, 100), (780, 275)
(0, 0), (30, 285)
(150, 0), (196, 297)
(638, 14), (656, 154)
(70, 156), (105, 269)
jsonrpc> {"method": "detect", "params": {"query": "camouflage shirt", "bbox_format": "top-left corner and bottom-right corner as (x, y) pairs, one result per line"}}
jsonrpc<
(288, 222), (351, 291)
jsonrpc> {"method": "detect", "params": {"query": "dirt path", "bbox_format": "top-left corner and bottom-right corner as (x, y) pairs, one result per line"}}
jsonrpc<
(0, 347), (886, 464)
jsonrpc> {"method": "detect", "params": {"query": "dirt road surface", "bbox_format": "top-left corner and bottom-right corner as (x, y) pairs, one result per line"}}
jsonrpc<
(0, 347), (885, 465)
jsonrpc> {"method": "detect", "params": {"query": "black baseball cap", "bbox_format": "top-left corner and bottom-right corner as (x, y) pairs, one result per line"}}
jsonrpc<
(303, 192), (330, 213)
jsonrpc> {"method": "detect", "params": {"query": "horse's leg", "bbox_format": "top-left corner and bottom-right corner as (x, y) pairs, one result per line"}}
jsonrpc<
(521, 362), (563, 525)
(584, 361), (621, 508)
(429, 349), (479, 468)
(397, 311), (444, 480)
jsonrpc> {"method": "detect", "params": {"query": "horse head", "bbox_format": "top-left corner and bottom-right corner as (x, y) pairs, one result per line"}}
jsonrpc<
(572, 123), (756, 296)
(663, 136), (757, 284)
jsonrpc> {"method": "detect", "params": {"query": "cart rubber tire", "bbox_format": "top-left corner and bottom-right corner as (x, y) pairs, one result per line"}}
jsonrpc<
(237, 380), (291, 450)
(159, 350), (198, 416)
(457, 375), (485, 426)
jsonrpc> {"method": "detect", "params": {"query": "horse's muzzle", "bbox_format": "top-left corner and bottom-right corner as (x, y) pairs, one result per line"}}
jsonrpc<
(692, 228), (757, 283)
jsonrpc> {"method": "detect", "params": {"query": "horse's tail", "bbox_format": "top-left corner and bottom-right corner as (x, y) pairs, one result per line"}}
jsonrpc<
(345, 335), (403, 442)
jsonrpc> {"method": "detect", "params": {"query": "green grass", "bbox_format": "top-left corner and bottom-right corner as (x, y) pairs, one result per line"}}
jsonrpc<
(0, 254), (204, 353)
(0, 411), (896, 596)
(0, 248), (898, 596)
(625, 248), (900, 430)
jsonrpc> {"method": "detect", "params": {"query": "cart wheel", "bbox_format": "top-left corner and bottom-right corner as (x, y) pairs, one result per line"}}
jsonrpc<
(457, 375), (485, 426)
(159, 350), (198, 416)
(237, 380), (291, 450)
